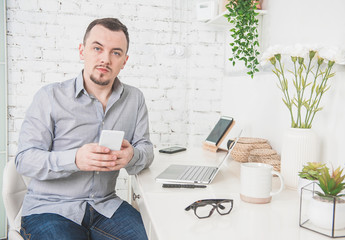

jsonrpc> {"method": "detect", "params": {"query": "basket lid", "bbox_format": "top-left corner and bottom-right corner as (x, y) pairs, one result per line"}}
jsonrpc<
(237, 137), (268, 144)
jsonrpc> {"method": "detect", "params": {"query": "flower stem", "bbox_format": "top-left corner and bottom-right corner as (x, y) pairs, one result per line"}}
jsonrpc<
(276, 58), (295, 127)
(306, 65), (334, 128)
(304, 63), (321, 126)
(298, 56), (312, 127)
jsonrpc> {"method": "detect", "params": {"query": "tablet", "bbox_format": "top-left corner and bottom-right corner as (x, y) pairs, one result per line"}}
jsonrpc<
(99, 130), (125, 151)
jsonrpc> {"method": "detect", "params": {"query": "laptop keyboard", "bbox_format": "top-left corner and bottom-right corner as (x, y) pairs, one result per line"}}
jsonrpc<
(178, 166), (215, 182)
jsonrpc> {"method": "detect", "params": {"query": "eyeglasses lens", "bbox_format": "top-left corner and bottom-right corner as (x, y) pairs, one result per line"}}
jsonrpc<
(194, 201), (232, 218)
(217, 201), (232, 215)
(195, 204), (214, 218)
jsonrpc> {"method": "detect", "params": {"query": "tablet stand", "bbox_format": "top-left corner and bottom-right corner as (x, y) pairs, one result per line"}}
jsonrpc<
(202, 120), (235, 152)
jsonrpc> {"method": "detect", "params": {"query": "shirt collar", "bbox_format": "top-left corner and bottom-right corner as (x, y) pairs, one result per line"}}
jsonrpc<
(75, 72), (85, 98)
(112, 77), (124, 98)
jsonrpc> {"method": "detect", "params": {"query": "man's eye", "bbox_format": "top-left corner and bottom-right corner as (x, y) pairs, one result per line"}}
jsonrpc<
(94, 47), (101, 51)
(113, 52), (120, 56)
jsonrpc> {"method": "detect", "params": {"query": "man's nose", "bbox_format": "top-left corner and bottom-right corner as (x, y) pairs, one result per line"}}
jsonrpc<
(100, 52), (111, 64)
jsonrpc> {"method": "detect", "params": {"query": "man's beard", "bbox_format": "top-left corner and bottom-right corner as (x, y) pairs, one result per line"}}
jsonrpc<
(90, 74), (111, 86)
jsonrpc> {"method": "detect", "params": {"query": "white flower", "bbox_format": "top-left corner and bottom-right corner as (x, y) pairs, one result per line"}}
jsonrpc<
(262, 44), (345, 66)
(260, 44), (284, 66)
(305, 44), (321, 53)
(319, 45), (345, 64)
(284, 44), (308, 58)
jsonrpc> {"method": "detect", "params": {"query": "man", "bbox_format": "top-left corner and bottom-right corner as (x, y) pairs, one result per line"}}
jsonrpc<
(15, 18), (153, 240)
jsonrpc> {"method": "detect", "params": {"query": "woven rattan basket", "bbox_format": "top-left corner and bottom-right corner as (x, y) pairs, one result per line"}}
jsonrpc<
(231, 137), (272, 163)
(248, 148), (281, 172)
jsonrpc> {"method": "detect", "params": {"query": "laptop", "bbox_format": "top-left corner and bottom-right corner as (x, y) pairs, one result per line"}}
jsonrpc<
(155, 130), (242, 185)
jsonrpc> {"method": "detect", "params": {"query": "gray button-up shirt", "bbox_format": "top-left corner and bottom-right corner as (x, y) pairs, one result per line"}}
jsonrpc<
(15, 72), (154, 225)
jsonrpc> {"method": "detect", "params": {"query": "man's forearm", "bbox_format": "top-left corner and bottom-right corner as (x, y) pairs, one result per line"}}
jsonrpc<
(15, 148), (79, 180)
(125, 142), (154, 175)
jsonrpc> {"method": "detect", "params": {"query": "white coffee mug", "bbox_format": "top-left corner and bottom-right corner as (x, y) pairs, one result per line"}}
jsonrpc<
(240, 162), (284, 204)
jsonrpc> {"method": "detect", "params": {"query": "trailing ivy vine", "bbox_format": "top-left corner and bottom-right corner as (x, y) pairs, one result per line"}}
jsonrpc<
(225, 0), (260, 78)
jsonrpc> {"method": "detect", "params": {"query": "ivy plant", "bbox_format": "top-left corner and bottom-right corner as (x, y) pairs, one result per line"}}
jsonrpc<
(224, 0), (260, 78)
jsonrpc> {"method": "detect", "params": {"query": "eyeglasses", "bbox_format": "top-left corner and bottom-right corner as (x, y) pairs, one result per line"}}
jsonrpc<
(185, 199), (234, 219)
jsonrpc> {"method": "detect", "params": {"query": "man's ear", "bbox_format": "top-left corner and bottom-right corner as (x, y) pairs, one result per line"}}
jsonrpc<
(121, 55), (129, 69)
(79, 43), (85, 60)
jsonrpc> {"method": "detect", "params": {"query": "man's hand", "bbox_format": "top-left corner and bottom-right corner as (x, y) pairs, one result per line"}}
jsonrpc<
(111, 139), (134, 169)
(75, 140), (134, 171)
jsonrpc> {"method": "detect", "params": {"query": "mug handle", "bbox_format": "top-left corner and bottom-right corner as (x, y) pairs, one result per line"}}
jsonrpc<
(270, 170), (284, 196)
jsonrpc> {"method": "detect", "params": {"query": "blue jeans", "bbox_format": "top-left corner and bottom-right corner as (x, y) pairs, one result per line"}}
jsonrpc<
(20, 201), (148, 240)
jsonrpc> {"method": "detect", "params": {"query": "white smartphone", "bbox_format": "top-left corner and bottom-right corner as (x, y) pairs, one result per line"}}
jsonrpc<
(205, 116), (234, 146)
(99, 130), (125, 151)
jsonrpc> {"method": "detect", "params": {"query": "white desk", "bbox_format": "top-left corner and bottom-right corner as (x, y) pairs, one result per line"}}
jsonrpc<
(131, 148), (331, 240)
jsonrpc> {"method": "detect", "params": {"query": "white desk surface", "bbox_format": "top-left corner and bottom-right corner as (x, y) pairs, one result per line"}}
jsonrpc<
(134, 148), (332, 240)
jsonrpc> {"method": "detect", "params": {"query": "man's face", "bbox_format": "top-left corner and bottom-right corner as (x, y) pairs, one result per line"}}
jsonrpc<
(79, 25), (129, 86)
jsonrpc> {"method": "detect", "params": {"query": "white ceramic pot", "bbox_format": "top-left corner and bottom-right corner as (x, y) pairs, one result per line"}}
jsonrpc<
(299, 180), (321, 217)
(281, 128), (320, 190)
(309, 197), (345, 230)
(298, 178), (321, 196)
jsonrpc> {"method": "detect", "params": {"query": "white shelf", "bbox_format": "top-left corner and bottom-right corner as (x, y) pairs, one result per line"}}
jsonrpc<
(205, 10), (267, 26)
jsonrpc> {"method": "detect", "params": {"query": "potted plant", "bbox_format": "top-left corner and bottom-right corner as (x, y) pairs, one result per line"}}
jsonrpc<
(299, 162), (326, 180)
(224, 0), (261, 78)
(262, 45), (340, 129)
(261, 44), (343, 189)
(308, 166), (345, 230)
(298, 162), (326, 195)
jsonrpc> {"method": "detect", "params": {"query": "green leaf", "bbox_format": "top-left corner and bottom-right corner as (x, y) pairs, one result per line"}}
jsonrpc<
(282, 98), (289, 108)
(314, 107), (323, 112)
(330, 186), (343, 196)
(224, 0), (260, 77)
(328, 179), (336, 191)
(328, 73), (336, 78)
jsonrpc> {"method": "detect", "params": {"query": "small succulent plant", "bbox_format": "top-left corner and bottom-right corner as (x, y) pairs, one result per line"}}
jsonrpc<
(298, 162), (326, 180)
(317, 166), (345, 198)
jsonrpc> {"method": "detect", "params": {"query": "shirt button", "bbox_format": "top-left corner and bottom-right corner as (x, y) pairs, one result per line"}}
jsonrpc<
(102, 121), (104, 125)
(91, 194), (94, 198)
(96, 171), (99, 174)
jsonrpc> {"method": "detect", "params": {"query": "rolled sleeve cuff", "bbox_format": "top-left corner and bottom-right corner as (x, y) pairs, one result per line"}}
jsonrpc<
(126, 147), (140, 168)
(55, 148), (80, 172)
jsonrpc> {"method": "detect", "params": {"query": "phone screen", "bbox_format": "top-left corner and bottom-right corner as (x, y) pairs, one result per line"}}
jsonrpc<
(206, 117), (233, 145)
(99, 130), (124, 151)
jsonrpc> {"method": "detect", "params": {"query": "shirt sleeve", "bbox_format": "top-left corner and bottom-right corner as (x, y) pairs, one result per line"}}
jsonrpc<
(15, 87), (79, 180)
(125, 92), (154, 175)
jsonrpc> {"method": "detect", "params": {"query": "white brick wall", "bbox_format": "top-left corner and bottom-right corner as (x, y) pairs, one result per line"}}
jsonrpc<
(6, 0), (225, 200)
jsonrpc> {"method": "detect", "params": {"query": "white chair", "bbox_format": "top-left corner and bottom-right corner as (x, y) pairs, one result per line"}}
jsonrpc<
(2, 159), (30, 240)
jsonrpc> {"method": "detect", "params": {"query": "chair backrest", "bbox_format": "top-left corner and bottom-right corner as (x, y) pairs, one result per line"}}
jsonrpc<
(2, 159), (30, 232)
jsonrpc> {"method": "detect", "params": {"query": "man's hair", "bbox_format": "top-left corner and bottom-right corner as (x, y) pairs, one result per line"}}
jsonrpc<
(83, 18), (130, 53)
